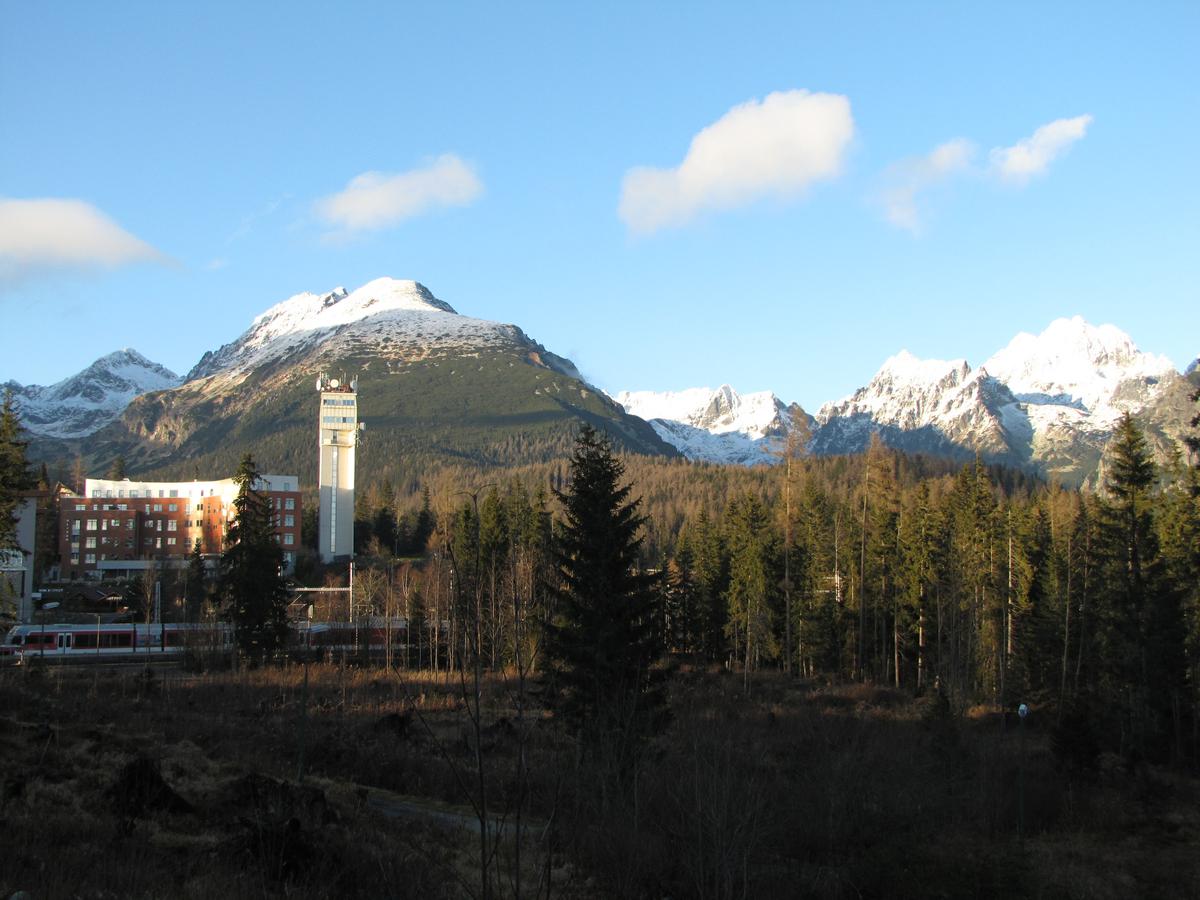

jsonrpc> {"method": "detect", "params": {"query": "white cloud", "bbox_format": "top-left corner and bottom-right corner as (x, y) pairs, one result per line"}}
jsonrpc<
(880, 138), (975, 232)
(0, 197), (163, 285)
(316, 155), (483, 233)
(989, 115), (1093, 184)
(618, 89), (855, 234)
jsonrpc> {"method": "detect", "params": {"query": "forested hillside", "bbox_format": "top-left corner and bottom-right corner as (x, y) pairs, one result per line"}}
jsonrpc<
(349, 412), (1199, 763)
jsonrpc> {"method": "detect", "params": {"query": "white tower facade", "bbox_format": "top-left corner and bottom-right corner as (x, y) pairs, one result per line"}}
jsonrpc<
(317, 374), (358, 562)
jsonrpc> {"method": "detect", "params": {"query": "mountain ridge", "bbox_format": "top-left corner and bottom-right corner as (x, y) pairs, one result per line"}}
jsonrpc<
(620, 317), (1192, 487)
(12, 293), (1194, 490)
(5, 349), (181, 439)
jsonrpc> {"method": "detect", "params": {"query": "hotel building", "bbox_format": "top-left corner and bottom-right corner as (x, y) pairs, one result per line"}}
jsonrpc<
(58, 475), (301, 581)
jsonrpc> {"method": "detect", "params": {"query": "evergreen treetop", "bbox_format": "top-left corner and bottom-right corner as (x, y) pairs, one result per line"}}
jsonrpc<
(543, 425), (667, 764)
(219, 453), (288, 661)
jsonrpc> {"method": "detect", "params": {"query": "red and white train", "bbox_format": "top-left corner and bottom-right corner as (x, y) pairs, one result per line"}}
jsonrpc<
(0, 618), (413, 663)
(0, 622), (233, 661)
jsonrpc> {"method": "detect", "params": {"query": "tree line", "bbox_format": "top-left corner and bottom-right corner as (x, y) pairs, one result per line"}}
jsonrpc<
(344, 413), (1198, 765)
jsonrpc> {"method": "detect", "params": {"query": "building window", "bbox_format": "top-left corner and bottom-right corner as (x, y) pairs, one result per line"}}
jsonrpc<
(156, 538), (162, 549)
(70, 552), (80, 563)
(111, 519), (120, 528)
(85, 553), (96, 564)
(169, 490), (178, 498)
(85, 537), (97, 549)
(284, 515), (294, 527)
(168, 503), (177, 512)
(75, 504), (86, 511)
(126, 520), (134, 530)
(285, 498), (295, 510)
(167, 537), (176, 546)
(283, 533), (294, 545)
(153, 504), (162, 512)
(87, 519), (97, 531)
(167, 521), (177, 532)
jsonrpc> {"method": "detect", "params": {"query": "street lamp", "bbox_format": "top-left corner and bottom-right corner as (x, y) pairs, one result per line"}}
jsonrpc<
(38, 601), (61, 658)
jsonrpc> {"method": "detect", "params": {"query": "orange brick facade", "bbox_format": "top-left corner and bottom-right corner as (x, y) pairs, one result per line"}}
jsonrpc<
(59, 478), (301, 581)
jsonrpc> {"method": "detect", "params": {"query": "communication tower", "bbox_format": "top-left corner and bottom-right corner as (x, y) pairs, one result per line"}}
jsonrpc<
(316, 373), (358, 562)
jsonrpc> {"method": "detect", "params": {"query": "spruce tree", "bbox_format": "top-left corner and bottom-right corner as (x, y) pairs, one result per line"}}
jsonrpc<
(219, 454), (288, 661)
(0, 390), (34, 552)
(106, 455), (127, 481)
(724, 492), (777, 687)
(1100, 414), (1185, 758)
(543, 426), (667, 770)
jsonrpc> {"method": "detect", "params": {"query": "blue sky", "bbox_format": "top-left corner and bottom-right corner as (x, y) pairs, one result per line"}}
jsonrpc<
(2, 1), (1197, 411)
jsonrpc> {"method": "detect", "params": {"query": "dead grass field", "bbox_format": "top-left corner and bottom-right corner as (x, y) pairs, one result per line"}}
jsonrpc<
(1, 661), (1197, 899)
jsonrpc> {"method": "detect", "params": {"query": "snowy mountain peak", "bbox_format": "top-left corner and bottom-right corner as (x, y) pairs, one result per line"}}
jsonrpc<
(617, 385), (787, 437)
(983, 316), (1175, 416)
(245, 278), (457, 348)
(615, 384), (808, 465)
(6, 349), (181, 439)
(187, 277), (549, 381)
(816, 350), (973, 427)
(612, 388), (716, 423)
(871, 351), (971, 392)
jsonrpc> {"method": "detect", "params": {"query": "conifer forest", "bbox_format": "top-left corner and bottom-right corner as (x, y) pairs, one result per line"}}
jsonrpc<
(351, 413), (1200, 768)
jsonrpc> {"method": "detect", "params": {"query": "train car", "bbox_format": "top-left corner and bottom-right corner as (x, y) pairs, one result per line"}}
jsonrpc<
(0, 622), (233, 662)
(295, 618), (410, 656)
(0, 618), (425, 664)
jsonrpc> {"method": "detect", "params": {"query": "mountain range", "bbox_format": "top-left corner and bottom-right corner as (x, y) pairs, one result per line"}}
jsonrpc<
(7, 279), (1196, 490)
(617, 316), (1196, 487)
(4, 350), (181, 440)
(11, 278), (672, 485)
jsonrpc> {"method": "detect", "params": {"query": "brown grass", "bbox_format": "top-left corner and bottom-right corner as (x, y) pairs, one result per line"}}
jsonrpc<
(1, 663), (1197, 898)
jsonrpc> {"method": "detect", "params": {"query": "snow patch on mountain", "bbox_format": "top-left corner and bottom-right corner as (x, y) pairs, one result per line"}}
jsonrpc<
(815, 351), (973, 429)
(6, 349), (180, 439)
(811, 351), (1018, 458)
(614, 388), (715, 425)
(810, 318), (1183, 482)
(188, 277), (581, 382)
(983, 316), (1176, 425)
(616, 385), (806, 464)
